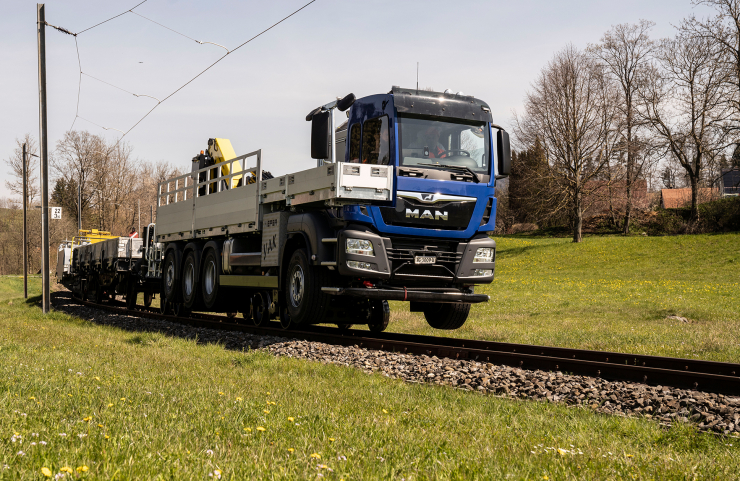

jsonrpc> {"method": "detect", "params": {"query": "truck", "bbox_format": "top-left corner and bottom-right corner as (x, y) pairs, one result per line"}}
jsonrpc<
(60, 86), (511, 331)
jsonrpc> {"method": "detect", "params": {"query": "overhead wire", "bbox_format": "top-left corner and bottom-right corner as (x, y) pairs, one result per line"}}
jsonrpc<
(49, 0), (318, 144)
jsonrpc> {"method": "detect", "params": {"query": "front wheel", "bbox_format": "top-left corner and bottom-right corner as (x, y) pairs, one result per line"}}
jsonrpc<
(162, 250), (179, 304)
(368, 300), (390, 332)
(423, 303), (470, 330)
(285, 249), (330, 325)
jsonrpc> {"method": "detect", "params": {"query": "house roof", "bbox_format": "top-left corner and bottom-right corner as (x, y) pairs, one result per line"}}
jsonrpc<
(660, 188), (718, 209)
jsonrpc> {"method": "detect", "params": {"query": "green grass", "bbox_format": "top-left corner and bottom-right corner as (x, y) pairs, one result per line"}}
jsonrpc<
(387, 233), (740, 363)
(0, 276), (41, 303)
(1, 280), (739, 479)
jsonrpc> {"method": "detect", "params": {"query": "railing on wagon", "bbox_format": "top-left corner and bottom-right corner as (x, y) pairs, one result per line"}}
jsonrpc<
(157, 150), (262, 207)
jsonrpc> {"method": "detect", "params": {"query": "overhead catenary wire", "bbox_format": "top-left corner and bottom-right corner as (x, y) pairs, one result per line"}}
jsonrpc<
(47, 0), (317, 144)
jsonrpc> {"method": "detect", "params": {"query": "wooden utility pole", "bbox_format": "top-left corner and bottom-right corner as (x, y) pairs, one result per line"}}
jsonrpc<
(37, 3), (50, 313)
(22, 143), (28, 299)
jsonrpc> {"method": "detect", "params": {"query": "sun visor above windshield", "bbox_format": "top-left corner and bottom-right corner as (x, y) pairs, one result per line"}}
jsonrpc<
(392, 88), (493, 123)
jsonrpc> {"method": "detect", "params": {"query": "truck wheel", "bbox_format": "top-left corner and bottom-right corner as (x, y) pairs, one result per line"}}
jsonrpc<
(252, 291), (269, 326)
(163, 250), (179, 304)
(423, 303), (470, 330)
(173, 302), (191, 318)
(368, 300), (390, 332)
(201, 248), (222, 310)
(279, 306), (293, 330)
(181, 251), (201, 309)
(285, 248), (330, 325)
(159, 298), (170, 315)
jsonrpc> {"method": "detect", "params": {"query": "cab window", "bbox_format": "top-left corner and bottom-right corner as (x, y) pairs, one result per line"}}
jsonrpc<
(362, 116), (390, 165)
(348, 123), (361, 162)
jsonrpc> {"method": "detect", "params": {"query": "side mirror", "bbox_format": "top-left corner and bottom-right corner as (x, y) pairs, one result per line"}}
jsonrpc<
(337, 93), (356, 112)
(496, 129), (511, 177)
(311, 110), (331, 159)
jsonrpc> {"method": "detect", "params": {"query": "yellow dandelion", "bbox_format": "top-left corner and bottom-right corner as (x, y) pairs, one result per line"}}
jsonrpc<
(61, 467), (73, 474)
(329, 438), (335, 442)
(310, 453), (321, 459)
(29, 396), (36, 400)
(218, 392), (225, 396)
(94, 377), (100, 381)
(256, 426), (266, 432)
(107, 403), (114, 408)
(263, 410), (270, 414)
(83, 416), (92, 422)
(41, 467), (52, 477)
(288, 448), (295, 453)
(120, 398), (125, 401)
(266, 392), (271, 395)
(76, 466), (89, 473)
(543, 476), (549, 480)
(235, 397), (242, 402)
(68, 394), (72, 397)
(288, 417), (295, 422)
(626, 454), (634, 458)
(382, 409), (388, 414)
(244, 427), (252, 432)
(105, 435), (110, 439)
(97, 424), (104, 428)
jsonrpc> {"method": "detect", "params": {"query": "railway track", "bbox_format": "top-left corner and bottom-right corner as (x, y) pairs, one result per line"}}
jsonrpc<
(71, 295), (740, 397)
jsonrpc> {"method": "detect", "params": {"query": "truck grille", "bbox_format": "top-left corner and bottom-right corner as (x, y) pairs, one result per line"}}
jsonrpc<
(386, 240), (461, 280)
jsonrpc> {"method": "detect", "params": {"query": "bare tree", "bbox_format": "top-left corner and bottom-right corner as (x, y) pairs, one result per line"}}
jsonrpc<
(4, 134), (39, 208)
(687, 0), (740, 130)
(590, 20), (657, 234)
(514, 45), (620, 242)
(637, 28), (731, 219)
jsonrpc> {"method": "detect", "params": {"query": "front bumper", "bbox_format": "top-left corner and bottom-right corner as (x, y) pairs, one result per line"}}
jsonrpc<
(336, 229), (496, 285)
(322, 287), (490, 304)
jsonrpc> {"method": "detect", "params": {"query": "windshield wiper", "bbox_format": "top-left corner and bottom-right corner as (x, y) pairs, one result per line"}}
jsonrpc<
(417, 163), (480, 183)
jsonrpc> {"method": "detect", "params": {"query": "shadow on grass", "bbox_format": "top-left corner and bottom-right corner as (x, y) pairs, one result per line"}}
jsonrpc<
(50, 290), (274, 355)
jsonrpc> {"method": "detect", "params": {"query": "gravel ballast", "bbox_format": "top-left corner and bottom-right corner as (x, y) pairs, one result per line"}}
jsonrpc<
(50, 290), (740, 435)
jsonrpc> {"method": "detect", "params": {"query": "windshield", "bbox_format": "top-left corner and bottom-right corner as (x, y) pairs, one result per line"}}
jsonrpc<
(398, 116), (490, 174)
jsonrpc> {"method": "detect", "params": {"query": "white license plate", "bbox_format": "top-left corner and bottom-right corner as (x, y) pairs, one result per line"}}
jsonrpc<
(414, 256), (436, 265)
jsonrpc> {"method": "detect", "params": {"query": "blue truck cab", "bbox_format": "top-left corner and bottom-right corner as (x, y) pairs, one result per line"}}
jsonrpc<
(302, 87), (511, 330)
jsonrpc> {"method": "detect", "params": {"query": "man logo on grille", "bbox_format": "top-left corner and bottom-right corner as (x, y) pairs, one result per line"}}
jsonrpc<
(406, 208), (448, 221)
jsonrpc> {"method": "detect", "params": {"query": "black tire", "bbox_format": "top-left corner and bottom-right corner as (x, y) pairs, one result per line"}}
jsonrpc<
(279, 306), (292, 330)
(163, 250), (180, 304)
(159, 298), (170, 315)
(144, 292), (153, 307)
(368, 300), (390, 332)
(201, 248), (222, 310)
(252, 292), (269, 326)
(423, 303), (470, 330)
(181, 250), (201, 309)
(285, 249), (330, 325)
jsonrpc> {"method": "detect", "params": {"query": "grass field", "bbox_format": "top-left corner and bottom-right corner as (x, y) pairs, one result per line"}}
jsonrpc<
(388, 233), (740, 363)
(1, 277), (739, 479)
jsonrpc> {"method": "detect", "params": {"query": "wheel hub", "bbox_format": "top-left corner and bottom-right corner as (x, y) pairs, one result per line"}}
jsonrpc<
(289, 266), (304, 307)
(184, 263), (194, 297)
(204, 260), (216, 296)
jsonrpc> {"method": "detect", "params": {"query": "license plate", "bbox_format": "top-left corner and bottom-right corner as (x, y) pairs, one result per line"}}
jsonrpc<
(414, 256), (436, 265)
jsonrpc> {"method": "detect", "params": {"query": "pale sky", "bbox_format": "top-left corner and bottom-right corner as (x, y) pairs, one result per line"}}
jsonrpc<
(1, 0), (715, 199)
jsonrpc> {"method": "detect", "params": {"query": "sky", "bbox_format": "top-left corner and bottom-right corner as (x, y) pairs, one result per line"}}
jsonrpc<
(0, 0), (716, 199)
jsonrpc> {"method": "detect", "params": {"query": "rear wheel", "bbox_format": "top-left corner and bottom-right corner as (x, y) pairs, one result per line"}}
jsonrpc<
(173, 302), (191, 318)
(201, 248), (222, 310)
(279, 306), (293, 330)
(285, 249), (330, 325)
(181, 251), (200, 309)
(423, 302), (470, 330)
(368, 300), (390, 332)
(163, 250), (179, 304)
(252, 292), (269, 326)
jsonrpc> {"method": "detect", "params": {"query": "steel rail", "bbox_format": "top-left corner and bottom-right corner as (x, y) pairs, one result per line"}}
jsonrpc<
(69, 295), (740, 396)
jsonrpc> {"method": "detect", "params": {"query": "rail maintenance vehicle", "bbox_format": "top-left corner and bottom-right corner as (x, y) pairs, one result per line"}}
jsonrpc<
(58, 86), (511, 331)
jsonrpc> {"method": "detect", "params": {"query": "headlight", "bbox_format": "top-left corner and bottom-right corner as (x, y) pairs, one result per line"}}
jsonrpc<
(473, 269), (493, 276)
(347, 260), (374, 270)
(346, 238), (374, 256)
(473, 247), (494, 263)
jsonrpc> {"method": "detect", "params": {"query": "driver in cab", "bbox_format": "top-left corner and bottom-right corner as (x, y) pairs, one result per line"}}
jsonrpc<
(411, 125), (446, 159)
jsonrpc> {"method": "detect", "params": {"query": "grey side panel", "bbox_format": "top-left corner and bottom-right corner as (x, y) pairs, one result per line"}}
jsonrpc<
(261, 211), (291, 267)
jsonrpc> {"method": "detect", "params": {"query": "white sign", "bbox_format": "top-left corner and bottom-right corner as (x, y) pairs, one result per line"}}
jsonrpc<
(51, 207), (62, 220)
